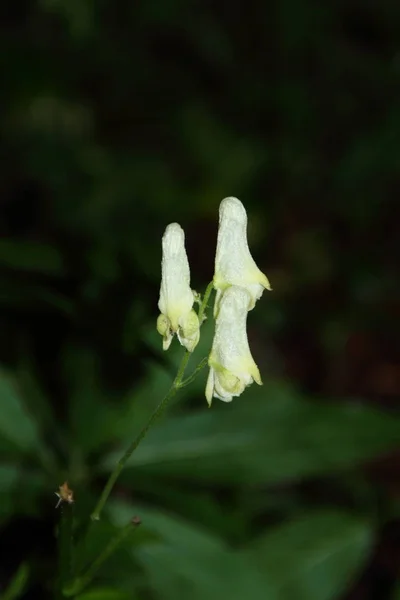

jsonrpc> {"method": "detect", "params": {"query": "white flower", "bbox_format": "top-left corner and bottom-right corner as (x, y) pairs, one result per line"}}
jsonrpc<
(213, 197), (271, 315)
(205, 285), (262, 405)
(157, 223), (200, 352)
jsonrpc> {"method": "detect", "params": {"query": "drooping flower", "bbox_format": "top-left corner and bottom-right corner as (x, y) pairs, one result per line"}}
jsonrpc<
(213, 197), (271, 315)
(205, 285), (262, 405)
(157, 223), (200, 352)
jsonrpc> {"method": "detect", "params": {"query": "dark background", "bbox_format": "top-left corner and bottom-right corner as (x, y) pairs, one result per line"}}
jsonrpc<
(0, 1), (399, 599)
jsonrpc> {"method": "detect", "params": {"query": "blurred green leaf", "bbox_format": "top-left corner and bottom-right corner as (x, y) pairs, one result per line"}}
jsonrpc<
(76, 589), (133, 600)
(127, 474), (247, 539)
(0, 369), (41, 453)
(393, 583), (400, 600)
(109, 502), (273, 600)
(0, 240), (63, 274)
(249, 510), (372, 600)
(103, 382), (400, 485)
(110, 501), (226, 553)
(16, 363), (56, 433)
(2, 562), (30, 600)
(66, 347), (120, 455)
(65, 344), (176, 455)
(40, 0), (94, 39)
(137, 542), (270, 600)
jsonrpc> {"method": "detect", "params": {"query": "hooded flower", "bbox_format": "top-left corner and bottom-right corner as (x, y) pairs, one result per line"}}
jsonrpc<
(205, 285), (262, 405)
(157, 223), (200, 352)
(213, 197), (271, 315)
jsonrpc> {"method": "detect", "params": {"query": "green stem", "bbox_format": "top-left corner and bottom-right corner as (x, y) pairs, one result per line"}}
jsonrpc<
(90, 281), (214, 522)
(179, 356), (208, 388)
(90, 351), (190, 521)
(198, 281), (214, 323)
(57, 501), (74, 598)
(64, 517), (141, 597)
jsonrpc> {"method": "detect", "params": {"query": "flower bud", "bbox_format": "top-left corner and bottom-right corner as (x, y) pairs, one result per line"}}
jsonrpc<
(157, 223), (200, 352)
(213, 197), (271, 315)
(205, 285), (262, 405)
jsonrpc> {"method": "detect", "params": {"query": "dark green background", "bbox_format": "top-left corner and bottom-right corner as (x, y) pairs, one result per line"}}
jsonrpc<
(0, 1), (399, 599)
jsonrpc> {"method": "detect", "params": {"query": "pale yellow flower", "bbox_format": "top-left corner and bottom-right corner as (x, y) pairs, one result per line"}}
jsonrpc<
(157, 223), (200, 352)
(205, 285), (262, 405)
(213, 197), (271, 315)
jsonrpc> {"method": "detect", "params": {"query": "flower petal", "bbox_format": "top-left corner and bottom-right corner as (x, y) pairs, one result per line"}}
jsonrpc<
(213, 197), (271, 315)
(157, 223), (200, 352)
(206, 285), (262, 405)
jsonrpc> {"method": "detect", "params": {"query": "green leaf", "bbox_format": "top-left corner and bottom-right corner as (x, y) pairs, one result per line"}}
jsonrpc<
(109, 501), (274, 600)
(66, 348), (119, 454)
(65, 344), (174, 455)
(2, 563), (30, 600)
(110, 501), (225, 553)
(249, 510), (372, 600)
(102, 381), (400, 486)
(0, 240), (63, 274)
(0, 369), (41, 453)
(137, 542), (270, 600)
(16, 362), (57, 433)
(76, 589), (132, 600)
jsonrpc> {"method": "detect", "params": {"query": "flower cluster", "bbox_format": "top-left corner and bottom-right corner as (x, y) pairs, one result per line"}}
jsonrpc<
(157, 197), (271, 405)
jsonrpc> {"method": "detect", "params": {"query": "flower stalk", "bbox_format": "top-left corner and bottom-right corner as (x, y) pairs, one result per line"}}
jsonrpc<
(64, 517), (141, 597)
(90, 283), (214, 522)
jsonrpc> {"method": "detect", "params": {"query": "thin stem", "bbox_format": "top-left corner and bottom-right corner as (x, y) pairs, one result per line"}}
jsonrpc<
(57, 501), (74, 598)
(90, 351), (190, 522)
(179, 356), (208, 388)
(90, 281), (214, 522)
(64, 517), (141, 597)
(198, 281), (214, 324)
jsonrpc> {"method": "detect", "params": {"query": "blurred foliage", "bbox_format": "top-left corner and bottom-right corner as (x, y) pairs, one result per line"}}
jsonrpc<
(1, 0), (400, 599)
